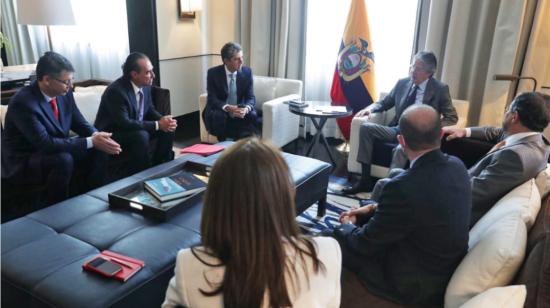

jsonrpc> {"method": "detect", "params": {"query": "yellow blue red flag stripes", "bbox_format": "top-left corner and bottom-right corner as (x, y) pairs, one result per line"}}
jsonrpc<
(330, 0), (376, 140)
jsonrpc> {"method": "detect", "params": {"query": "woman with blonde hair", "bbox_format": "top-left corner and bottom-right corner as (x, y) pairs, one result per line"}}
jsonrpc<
(163, 138), (341, 308)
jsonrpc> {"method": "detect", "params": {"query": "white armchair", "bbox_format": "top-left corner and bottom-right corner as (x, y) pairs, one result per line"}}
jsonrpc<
(199, 76), (303, 148)
(347, 99), (470, 177)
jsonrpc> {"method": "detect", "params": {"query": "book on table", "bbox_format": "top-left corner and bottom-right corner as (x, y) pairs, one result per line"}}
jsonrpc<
(144, 170), (206, 202)
(180, 143), (225, 156)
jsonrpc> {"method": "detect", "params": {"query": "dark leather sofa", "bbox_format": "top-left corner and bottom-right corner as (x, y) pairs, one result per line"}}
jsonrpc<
(1, 150), (331, 308)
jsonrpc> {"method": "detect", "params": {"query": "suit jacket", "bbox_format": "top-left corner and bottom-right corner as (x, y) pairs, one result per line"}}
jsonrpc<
(94, 76), (162, 133)
(468, 127), (550, 226)
(162, 237), (341, 308)
(1, 81), (96, 180)
(202, 65), (256, 136)
(371, 77), (457, 127)
(336, 149), (470, 305)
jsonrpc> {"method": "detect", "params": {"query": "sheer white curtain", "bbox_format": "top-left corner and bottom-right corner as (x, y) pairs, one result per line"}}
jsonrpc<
(2, 0), (129, 81)
(304, 0), (418, 137)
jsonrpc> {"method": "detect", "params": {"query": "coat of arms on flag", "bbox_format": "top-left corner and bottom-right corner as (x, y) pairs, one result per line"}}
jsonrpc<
(330, 0), (377, 140)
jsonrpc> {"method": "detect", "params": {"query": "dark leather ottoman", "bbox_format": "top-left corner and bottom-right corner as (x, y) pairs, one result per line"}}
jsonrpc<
(1, 149), (330, 308)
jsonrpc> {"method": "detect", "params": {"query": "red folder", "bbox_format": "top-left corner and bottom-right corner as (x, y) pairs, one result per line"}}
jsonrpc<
(83, 250), (145, 282)
(180, 144), (225, 156)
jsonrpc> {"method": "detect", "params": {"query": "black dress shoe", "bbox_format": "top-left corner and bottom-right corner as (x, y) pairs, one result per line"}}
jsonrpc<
(341, 182), (370, 195)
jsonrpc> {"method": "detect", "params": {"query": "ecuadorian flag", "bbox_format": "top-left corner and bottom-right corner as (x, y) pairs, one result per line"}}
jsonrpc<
(330, 0), (376, 140)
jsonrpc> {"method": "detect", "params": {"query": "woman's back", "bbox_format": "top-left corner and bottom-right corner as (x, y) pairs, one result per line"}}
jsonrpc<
(162, 236), (341, 308)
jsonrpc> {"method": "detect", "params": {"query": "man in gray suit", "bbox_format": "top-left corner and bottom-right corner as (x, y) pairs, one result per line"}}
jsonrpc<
(444, 92), (550, 227)
(342, 51), (458, 194)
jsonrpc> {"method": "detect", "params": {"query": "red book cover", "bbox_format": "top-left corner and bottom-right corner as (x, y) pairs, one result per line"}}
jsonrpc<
(180, 144), (224, 156)
(102, 250), (145, 282)
(83, 251), (145, 282)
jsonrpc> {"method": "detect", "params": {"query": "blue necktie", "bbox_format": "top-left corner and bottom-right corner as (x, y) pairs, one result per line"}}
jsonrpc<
(405, 85), (418, 108)
(228, 74), (237, 105)
(137, 90), (144, 121)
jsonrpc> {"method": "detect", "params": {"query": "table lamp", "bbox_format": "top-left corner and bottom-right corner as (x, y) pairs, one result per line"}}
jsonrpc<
(16, 0), (75, 51)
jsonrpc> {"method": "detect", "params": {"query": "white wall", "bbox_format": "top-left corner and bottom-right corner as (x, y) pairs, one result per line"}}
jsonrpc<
(155, 0), (236, 116)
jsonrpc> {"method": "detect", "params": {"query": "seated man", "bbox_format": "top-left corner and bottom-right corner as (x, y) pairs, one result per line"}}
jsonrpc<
(202, 42), (259, 140)
(95, 52), (177, 176)
(444, 91), (550, 227)
(342, 51), (458, 194)
(1, 52), (121, 205)
(326, 105), (470, 306)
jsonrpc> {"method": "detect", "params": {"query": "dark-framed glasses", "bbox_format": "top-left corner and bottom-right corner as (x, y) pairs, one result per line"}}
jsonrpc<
(54, 78), (74, 86)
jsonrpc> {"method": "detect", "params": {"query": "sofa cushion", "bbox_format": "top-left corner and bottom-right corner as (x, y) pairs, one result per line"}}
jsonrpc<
(513, 234), (550, 308)
(445, 212), (527, 308)
(458, 285), (526, 308)
(470, 179), (541, 233)
(253, 76), (277, 107)
(73, 90), (104, 123)
(74, 85), (108, 93)
(535, 164), (550, 199)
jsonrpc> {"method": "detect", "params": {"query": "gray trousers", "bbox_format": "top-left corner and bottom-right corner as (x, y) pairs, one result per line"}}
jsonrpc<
(356, 122), (408, 169)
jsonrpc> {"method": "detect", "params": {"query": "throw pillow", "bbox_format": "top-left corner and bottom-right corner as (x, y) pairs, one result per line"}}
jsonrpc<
(459, 285), (526, 308)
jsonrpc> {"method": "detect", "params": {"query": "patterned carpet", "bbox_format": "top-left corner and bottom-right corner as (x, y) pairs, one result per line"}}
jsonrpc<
(296, 176), (370, 235)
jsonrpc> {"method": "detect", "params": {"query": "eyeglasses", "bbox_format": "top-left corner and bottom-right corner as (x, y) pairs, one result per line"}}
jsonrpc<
(409, 65), (427, 73)
(54, 78), (74, 86)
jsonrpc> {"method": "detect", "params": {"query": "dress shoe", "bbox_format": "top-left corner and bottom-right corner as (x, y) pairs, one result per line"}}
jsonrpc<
(341, 180), (373, 195)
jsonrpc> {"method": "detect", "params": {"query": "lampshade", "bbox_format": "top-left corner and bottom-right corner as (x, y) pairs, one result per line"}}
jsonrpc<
(16, 0), (75, 26)
(179, 0), (202, 12)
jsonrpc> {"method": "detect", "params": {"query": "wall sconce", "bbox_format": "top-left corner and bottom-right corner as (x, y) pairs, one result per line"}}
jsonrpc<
(179, 0), (202, 19)
(494, 74), (538, 92)
(494, 74), (538, 111)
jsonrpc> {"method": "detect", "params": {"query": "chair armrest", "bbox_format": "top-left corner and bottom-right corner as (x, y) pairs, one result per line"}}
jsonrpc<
(152, 86), (171, 115)
(262, 94), (301, 147)
(348, 116), (369, 174)
(448, 99), (470, 129)
(198, 93), (218, 144)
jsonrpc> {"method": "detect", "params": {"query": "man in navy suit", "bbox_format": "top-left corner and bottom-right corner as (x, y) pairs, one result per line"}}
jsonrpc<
(203, 42), (258, 140)
(1, 52), (121, 205)
(95, 52), (177, 177)
(327, 105), (470, 306)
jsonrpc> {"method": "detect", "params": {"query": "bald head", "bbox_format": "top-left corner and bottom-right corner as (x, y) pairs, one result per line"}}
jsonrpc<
(399, 105), (442, 151)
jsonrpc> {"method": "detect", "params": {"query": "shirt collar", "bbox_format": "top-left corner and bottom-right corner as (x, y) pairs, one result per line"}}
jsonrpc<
(504, 132), (539, 146)
(130, 81), (141, 95)
(224, 65), (237, 77)
(416, 78), (429, 92)
(41, 91), (53, 102)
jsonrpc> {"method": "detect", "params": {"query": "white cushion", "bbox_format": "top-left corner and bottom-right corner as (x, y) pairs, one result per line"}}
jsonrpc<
(459, 285), (526, 308)
(471, 179), (541, 233)
(1, 104), (8, 129)
(535, 164), (550, 199)
(253, 77), (277, 108)
(73, 91), (103, 124)
(444, 212), (527, 308)
(73, 85), (107, 93)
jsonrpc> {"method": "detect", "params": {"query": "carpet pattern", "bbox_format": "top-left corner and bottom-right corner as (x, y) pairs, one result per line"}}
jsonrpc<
(297, 176), (369, 235)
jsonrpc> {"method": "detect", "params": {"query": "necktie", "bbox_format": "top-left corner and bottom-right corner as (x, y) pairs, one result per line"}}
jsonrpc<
(404, 85), (418, 108)
(488, 140), (506, 154)
(137, 90), (144, 121)
(228, 74), (237, 105)
(50, 97), (59, 121)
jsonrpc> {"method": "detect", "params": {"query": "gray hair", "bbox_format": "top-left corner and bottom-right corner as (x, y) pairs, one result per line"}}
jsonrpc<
(221, 42), (242, 61)
(414, 51), (437, 75)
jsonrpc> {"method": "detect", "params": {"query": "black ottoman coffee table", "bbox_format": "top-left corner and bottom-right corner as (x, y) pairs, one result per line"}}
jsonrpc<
(1, 146), (330, 308)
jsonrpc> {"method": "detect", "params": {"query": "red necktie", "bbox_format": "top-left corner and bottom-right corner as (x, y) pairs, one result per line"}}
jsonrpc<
(50, 97), (59, 120)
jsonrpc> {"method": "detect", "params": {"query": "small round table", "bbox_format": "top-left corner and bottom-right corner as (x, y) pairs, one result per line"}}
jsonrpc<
(289, 102), (352, 165)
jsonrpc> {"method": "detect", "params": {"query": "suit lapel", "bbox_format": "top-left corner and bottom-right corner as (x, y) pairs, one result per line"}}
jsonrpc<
(220, 66), (229, 96)
(124, 80), (139, 119)
(37, 92), (64, 133)
(423, 78), (435, 105)
(400, 80), (414, 107)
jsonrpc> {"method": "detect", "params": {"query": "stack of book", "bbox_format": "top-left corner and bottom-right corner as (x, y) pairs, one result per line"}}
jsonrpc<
(144, 170), (207, 202)
(285, 100), (309, 108)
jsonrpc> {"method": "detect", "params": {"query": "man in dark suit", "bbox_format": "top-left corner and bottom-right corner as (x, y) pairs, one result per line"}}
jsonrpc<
(1, 52), (121, 205)
(95, 52), (177, 176)
(327, 105), (470, 306)
(203, 42), (258, 140)
(342, 51), (458, 194)
(444, 92), (550, 227)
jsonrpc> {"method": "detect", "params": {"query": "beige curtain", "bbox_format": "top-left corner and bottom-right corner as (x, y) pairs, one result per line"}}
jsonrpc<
(236, 0), (306, 80)
(416, 0), (538, 127)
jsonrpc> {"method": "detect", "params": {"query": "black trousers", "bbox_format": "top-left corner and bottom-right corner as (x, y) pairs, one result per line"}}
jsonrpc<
(217, 110), (260, 141)
(110, 129), (174, 177)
